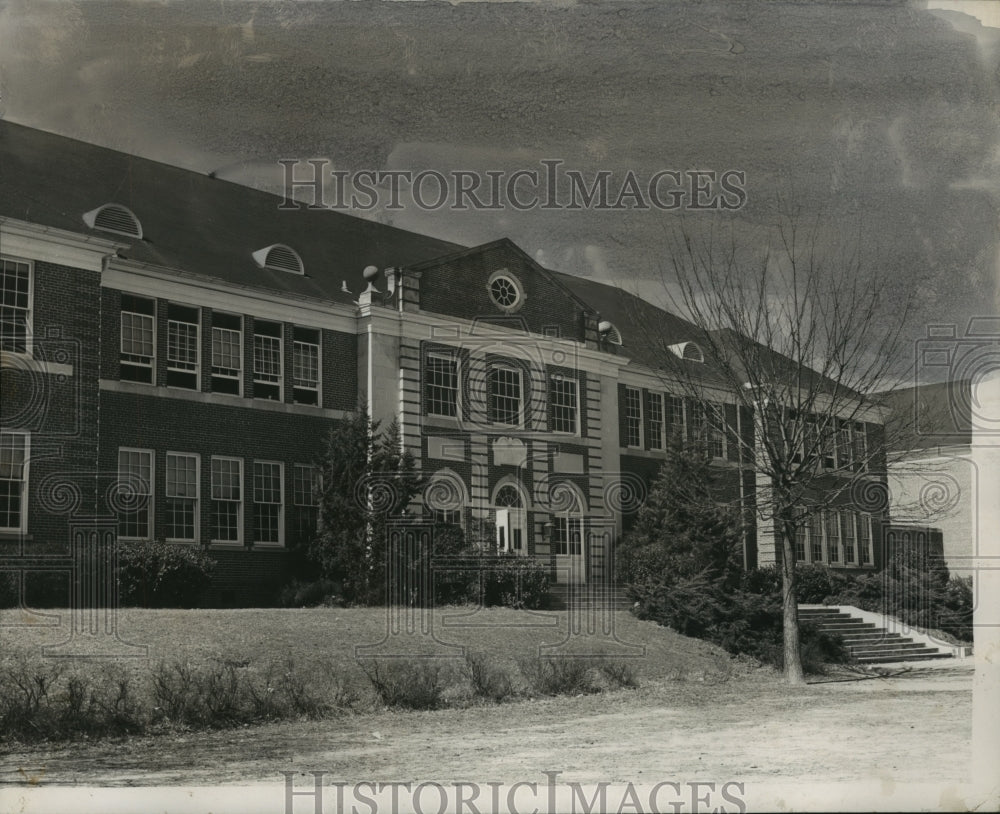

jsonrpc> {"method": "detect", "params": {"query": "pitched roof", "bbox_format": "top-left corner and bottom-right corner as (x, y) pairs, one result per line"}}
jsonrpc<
(0, 120), (462, 304)
(876, 380), (972, 451)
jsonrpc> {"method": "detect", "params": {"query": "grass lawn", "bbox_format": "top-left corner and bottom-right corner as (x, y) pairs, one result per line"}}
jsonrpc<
(0, 605), (733, 688)
(0, 607), (976, 808)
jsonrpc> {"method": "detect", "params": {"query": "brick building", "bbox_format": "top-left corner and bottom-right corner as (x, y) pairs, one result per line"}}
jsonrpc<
(1, 121), (890, 604)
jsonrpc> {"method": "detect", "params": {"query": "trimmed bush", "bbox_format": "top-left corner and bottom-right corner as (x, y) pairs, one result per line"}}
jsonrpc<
(117, 540), (215, 608)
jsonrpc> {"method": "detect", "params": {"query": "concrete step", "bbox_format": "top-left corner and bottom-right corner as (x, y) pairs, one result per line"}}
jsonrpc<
(814, 623), (879, 634)
(800, 604), (955, 664)
(847, 643), (935, 655)
(854, 652), (952, 664)
(840, 635), (913, 645)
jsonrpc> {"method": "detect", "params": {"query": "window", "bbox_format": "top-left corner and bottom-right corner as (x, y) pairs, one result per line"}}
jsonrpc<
(253, 461), (283, 546)
(166, 303), (200, 389)
(426, 352), (459, 418)
(836, 419), (852, 469)
(624, 386), (642, 448)
(165, 453), (199, 541)
(211, 457), (243, 543)
(489, 366), (522, 426)
(292, 464), (320, 545)
(0, 257), (31, 353)
(707, 403), (726, 459)
(852, 423), (867, 470)
(820, 421), (835, 469)
(794, 524), (806, 562)
(826, 511), (841, 564)
(211, 312), (243, 395)
(550, 375), (578, 434)
(553, 516), (583, 556)
(487, 272), (522, 311)
(292, 327), (321, 405)
(117, 448), (153, 540)
(810, 513), (824, 563)
(434, 508), (462, 526)
(665, 395), (685, 442)
(253, 321), (283, 401)
(0, 431), (28, 532)
(841, 509), (856, 564)
(648, 392), (664, 450)
(858, 514), (872, 565)
(120, 294), (155, 383)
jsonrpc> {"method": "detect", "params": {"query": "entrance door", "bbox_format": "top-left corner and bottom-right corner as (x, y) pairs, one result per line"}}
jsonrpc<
(495, 508), (526, 554)
(553, 514), (586, 584)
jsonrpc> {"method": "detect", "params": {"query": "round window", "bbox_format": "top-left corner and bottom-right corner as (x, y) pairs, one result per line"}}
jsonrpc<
(488, 272), (523, 311)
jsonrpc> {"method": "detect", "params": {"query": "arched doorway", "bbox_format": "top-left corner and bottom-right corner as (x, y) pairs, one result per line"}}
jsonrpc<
(493, 482), (528, 555)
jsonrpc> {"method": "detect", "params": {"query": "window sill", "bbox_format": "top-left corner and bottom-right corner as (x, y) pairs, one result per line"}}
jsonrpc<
(0, 531), (32, 541)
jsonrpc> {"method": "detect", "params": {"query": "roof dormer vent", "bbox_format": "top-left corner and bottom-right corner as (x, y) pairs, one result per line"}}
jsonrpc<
(668, 341), (704, 363)
(82, 203), (143, 239)
(598, 320), (623, 345)
(252, 244), (304, 275)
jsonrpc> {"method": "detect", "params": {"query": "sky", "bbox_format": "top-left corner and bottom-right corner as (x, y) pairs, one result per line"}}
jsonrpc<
(0, 0), (997, 382)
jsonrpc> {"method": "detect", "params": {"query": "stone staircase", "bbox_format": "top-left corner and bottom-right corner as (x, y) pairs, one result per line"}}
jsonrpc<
(799, 606), (954, 664)
(547, 583), (634, 611)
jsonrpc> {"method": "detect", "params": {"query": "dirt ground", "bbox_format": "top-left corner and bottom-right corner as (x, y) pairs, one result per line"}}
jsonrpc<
(0, 663), (974, 799)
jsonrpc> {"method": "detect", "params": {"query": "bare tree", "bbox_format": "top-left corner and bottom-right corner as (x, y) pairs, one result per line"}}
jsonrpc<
(626, 215), (919, 684)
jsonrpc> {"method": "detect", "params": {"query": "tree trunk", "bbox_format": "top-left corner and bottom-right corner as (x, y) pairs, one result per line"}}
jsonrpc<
(779, 517), (806, 685)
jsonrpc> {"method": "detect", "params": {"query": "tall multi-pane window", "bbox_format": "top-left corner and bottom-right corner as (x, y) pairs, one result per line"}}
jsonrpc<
(120, 294), (155, 383)
(624, 386), (642, 447)
(826, 510), (841, 564)
(165, 452), (199, 541)
(166, 303), (200, 389)
(836, 419), (853, 469)
(810, 513), (824, 562)
(852, 423), (867, 471)
(552, 516), (583, 556)
(117, 449), (153, 539)
(292, 327), (320, 405)
(841, 509), (856, 564)
(253, 461), (283, 546)
(426, 352), (459, 418)
(858, 514), (872, 565)
(253, 321), (283, 401)
(292, 464), (320, 545)
(0, 257), (31, 353)
(648, 392), (664, 450)
(689, 401), (705, 451)
(211, 312), (242, 395)
(794, 524), (806, 562)
(820, 421), (836, 469)
(707, 403), (726, 459)
(211, 457), (242, 543)
(489, 366), (522, 426)
(0, 431), (28, 532)
(665, 395), (685, 443)
(550, 375), (578, 434)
